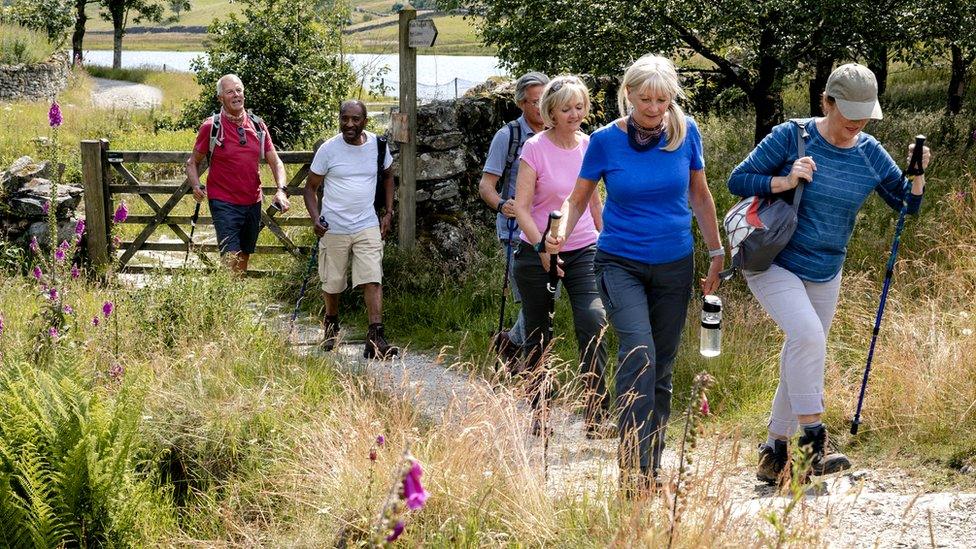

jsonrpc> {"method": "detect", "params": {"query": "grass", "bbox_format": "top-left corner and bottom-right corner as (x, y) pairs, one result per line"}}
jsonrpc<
(0, 24), (56, 65)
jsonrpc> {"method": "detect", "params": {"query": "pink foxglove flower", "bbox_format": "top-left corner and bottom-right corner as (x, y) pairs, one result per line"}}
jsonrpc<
(42, 201), (50, 214)
(49, 327), (59, 340)
(70, 264), (80, 279)
(49, 287), (58, 301)
(102, 301), (114, 318)
(113, 201), (128, 223)
(403, 459), (429, 511)
(48, 100), (63, 127)
(386, 520), (405, 542)
(376, 435), (385, 446)
(700, 394), (710, 416)
(32, 266), (43, 280)
(75, 219), (85, 236)
(30, 236), (40, 253)
(63, 304), (73, 315)
(92, 316), (100, 327)
(55, 247), (66, 262)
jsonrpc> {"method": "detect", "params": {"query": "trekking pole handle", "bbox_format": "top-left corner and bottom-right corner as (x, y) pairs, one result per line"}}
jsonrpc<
(534, 210), (563, 253)
(907, 135), (926, 176)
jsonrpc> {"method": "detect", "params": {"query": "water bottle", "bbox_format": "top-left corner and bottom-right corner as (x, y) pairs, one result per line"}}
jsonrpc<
(700, 295), (722, 357)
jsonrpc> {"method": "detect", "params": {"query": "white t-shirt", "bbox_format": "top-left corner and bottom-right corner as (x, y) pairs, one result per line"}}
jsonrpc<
(310, 131), (394, 235)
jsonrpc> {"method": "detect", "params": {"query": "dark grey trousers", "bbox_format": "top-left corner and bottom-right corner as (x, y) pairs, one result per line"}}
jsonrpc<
(594, 250), (693, 473)
(513, 242), (610, 419)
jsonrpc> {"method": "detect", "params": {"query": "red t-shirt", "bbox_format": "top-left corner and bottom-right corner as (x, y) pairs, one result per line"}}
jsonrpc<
(193, 112), (275, 205)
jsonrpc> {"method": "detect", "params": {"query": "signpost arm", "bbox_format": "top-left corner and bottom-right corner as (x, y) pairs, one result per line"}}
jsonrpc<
(397, 4), (417, 249)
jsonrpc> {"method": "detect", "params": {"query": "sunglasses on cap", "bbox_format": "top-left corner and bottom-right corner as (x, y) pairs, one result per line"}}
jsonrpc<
(236, 126), (247, 145)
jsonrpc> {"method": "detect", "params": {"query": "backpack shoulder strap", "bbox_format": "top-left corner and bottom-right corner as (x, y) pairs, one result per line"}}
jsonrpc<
(248, 111), (267, 161)
(207, 113), (222, 162)
(499, 120), (522, 199)
(788, 118), (812, 210)
(376, 135), (387, 179)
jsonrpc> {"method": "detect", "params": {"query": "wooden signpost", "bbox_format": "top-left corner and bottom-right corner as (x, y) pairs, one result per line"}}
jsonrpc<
(396, 4), (437, 249)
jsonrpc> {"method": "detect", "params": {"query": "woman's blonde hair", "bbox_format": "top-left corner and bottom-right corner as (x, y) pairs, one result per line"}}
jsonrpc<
(539, 75), (591, 129)
(617, 54), (687, 151)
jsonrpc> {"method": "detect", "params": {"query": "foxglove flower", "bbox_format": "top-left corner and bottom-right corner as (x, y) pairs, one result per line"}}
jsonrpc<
(42, 201), (50, 214)
(92, 316), (100, 327)
(70, 264), (80, 279)
(49, 327), (59, 340)
(109, 363), (124, 380)
(29, 236), (40, 253)
(102, 301), (114, 318)
(55, 247), (66, 262)
(32, 266), (43, 280)
(48, 100), (63, 128)
(386, 520), (405, 543)
(700, 394), (710, 416)
(403, 460), (429, 511)
(113, 201), (128, 223)
(48, 287), (58, 301)
(63, 304), (73, 315)
(75, 219), (85, 236)
(376, 435), (385, 446)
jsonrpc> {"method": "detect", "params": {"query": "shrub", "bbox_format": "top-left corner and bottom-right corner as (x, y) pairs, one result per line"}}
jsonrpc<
(0, 23), (56, 65)
(180, 0), (354, 148)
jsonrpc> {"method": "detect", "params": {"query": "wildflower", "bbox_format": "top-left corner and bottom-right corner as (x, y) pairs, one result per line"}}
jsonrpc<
(32, 266), (43, 280)
(376, 435), (385, 446)
(102, 301), (114, 318)
(386, 520), (405, 543)
(113, 201), (128, 223)
(109, 363), (124, 380)
(74, 219), (85, 236)
(42, 201), (50, 214)
(48, 100), (63, 128)
(70, 264), (80, 279)
(403, 459), (429, 511)
(112, 235), (122, 248)
(49, 327), (59, 340)
(55, 247), (66, 262)
(48, 287), (58, 301)
(92, 316), (100, 327)
(370, 448), (378, 462)
(29, 236), (40, 253)
(700, 394), (710, 416)
(63, 304), (73, 315)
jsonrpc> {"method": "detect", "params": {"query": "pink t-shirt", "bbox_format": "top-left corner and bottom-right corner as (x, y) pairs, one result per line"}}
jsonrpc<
(193, 112), (275, 205)
(519, 132), (598, 252)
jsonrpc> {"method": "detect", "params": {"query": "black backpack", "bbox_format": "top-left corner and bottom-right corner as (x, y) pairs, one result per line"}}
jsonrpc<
(373, 136), (391, 214)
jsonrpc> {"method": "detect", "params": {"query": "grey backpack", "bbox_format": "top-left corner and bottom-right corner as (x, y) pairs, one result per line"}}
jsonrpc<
(721, 119), (810, 279)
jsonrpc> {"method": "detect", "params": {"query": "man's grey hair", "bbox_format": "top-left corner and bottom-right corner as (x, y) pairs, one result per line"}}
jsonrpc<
(216, 74), (243, 96)
(340, 99), (368, 117)
(514, 72), (550, 103)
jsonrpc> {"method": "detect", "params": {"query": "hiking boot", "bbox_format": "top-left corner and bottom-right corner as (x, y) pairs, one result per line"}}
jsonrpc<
(491, 330), (521, 369)
(757, 439), (789, 485)
(585, 416), (619, 440)
(364, 322), (399, 360)
(798, 424), (852, 476)
(321, 315), (340, 352)
(618, 467), (666, 500)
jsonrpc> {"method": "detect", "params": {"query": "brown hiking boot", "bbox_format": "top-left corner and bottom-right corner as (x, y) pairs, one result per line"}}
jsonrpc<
(492, 330), (521, 371)
(757, 439), (789, 485)
(364, 322), (398, 360)
(798, 424), (852, 476)
(321, 315), (340, 352)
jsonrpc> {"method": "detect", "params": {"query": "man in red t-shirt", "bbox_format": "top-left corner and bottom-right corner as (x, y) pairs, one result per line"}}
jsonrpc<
(185, 73), (290, 273)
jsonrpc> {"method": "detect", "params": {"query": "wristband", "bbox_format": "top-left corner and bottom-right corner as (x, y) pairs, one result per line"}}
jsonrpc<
(497, 198), (508, 213)
(708, 247), (725, 259)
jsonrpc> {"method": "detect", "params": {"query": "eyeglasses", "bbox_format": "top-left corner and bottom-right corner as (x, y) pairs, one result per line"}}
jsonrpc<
(237, 126), (247, 145)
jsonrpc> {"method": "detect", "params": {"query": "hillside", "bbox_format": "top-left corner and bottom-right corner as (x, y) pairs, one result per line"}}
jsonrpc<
(81, 0), (491, 55)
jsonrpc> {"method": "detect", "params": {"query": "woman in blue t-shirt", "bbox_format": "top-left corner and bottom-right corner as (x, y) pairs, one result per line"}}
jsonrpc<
(547, 55), (725, 495)
(727, 63), (930, 485)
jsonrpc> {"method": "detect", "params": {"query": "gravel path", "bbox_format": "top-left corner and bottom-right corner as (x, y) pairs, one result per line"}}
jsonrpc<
(91, 77), (162, 109)
(267, 310), (976, 548)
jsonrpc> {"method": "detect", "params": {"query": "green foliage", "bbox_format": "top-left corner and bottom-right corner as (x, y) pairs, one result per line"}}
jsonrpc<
(6, 0), (73, 48)
(0, 363), (157, 546)
(0, 23), (57, 64)
(85, 65), (153, 83)
(180, 0), (355, 148)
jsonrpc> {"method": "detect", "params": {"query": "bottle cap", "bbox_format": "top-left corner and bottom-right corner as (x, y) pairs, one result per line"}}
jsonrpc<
(703, 295), (722, 313)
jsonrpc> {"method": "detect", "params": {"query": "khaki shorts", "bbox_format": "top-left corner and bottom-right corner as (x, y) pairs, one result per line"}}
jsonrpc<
(319, 226), (383, 294)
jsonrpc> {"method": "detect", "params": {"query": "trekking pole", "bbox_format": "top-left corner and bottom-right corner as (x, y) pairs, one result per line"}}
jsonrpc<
(533, 210), (562, 480)
(494, 217), (518, 348)
(288, 216), (328, 343)
(851, 135), (925, 435)
(184, 184), (204, 266)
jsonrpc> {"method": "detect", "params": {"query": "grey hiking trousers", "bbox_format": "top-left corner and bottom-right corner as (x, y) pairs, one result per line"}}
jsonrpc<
(743, 264), (842, 438)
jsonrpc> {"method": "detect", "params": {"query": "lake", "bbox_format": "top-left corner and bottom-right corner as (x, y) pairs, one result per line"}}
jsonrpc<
(82, 50), (507, 102)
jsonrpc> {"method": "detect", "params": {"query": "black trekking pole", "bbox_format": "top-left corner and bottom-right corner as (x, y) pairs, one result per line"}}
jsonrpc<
(533, 210), (562, 480)
(184, 184), (204, 266)
(288, 215), (328, 343)
(851, 135), (925, 435)
(494, 217), (518, 353)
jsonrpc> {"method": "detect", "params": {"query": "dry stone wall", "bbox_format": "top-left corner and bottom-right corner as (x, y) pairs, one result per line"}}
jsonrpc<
(0, 51), (70, 102)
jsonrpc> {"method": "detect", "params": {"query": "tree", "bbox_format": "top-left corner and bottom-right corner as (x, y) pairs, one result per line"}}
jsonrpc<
(181, 0), (354, 148)
(72, 0), (96, 66)
(920, 0), (976, 113)
(99, 0), (185, 69)
(10, 0), (74, 48)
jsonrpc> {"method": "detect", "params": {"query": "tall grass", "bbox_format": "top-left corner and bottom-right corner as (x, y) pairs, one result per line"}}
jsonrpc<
(0, 24), (55, 65)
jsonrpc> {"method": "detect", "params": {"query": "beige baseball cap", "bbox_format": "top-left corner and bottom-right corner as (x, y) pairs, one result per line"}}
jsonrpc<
(825, 63), (883, 120)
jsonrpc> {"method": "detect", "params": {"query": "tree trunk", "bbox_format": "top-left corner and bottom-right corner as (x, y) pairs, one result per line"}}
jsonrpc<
(867, 43), (888, 97)
(948, 44), (970, 115)
(809, 55), (834, 117)
(71, 0), (88, 67)
(751, 30), (785, 143)
(111, 4), (125, 70)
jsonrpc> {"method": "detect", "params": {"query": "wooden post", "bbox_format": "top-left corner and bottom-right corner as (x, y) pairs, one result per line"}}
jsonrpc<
(80, 140), (111, 274)
(397, 4), (417, 249)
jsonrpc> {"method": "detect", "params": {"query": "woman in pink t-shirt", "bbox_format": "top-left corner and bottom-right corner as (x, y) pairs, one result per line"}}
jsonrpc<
(512, 75), (611, 438)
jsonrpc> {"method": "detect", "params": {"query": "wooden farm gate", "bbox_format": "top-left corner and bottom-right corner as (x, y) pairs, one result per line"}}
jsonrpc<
(80, 139), (315, 277)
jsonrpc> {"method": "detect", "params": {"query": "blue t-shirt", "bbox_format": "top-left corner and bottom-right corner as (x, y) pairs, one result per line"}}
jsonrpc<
(483, 116), (536, 242)
(727, 119), (923, 282)
(579, 116), (705, 264)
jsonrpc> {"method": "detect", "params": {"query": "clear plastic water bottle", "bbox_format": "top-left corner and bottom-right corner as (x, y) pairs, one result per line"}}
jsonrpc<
(700, 295), (722, 357)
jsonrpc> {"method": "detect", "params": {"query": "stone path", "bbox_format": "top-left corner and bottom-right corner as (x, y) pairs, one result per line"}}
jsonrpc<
(91, 77), (162, 109)
(272, 310), (976, 548)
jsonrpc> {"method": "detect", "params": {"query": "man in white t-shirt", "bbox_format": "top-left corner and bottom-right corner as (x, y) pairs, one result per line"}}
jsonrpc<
(303, 100), (397, 359)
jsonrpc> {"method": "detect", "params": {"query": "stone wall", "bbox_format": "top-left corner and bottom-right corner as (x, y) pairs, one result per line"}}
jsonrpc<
(1, 156), (84, 250)
(0, 51), (70, 102)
